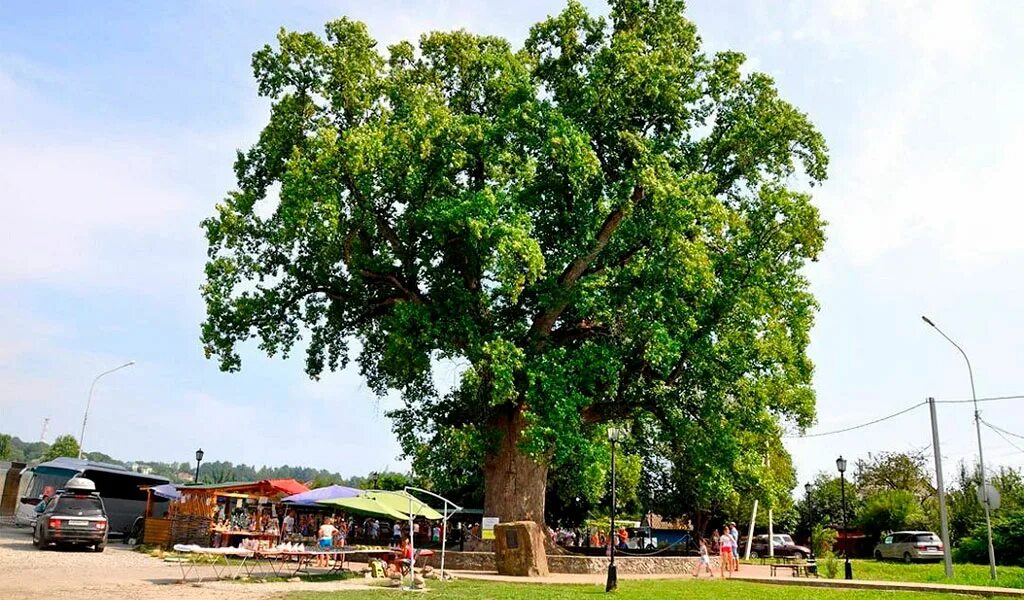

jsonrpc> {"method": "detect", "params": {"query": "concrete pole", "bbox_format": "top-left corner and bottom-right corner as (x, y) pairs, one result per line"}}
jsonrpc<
(928, 397), (954, 578)
(768, 508), (775, 558)
(744, 500), (758, 559)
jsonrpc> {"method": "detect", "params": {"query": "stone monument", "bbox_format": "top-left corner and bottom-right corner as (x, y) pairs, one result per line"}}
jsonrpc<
(493, 521), (549, 577)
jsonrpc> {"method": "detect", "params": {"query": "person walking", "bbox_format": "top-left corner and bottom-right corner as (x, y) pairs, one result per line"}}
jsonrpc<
(694, 537), (715, 579)
(718, 528), (734, 579)
(729, 522), (741, 572)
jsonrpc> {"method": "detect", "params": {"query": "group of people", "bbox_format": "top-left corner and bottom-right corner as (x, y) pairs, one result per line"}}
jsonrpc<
(694, 521), (741, 579)
(552, 526), (630, 551)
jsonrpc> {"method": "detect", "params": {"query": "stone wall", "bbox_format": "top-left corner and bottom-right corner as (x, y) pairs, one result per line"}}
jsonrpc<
(418, 551), (716, 575)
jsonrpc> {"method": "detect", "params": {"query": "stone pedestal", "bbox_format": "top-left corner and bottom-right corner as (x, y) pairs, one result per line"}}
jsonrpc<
(493, 521), (549, 577)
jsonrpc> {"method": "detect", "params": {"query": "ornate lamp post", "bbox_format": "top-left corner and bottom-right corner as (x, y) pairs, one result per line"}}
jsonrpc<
(837, 456), (852, 580)
(606, 427), (624, 592)
(195, 448), (205, 483)
(805, 482), (814, 558)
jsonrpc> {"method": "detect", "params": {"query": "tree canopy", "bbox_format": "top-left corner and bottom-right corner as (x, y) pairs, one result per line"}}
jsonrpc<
(42, 435), (80, 462)
(201, 0), (828, 524)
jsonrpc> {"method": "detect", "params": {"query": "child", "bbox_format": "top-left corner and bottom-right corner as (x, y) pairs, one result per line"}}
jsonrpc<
(719, 529), (734, 579)
(694, 538), (715, 579)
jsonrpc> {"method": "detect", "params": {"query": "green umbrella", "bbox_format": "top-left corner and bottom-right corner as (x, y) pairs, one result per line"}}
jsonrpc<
(318, 495), (409, 520)
(364, 490), (444, 520)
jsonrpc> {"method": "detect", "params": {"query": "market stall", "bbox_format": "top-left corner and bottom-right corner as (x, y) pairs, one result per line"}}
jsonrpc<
(167, 479), (308, 548)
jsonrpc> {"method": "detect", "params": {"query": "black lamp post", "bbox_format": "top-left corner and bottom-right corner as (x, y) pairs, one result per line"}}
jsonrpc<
(837, 456), (852, 580)
(606, 427), (623, 592)
(195, 448), (205, 484)
(805, 482), (814, 558)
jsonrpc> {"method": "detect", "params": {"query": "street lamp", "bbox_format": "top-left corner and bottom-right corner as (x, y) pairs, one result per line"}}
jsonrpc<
(195, 448), (205, 483)
(606, 427), (625, 593)
(805, 482), (814, 558)
(836, 456), (852, 580)
(78, 361), (135, 459)
(922, 315), (997, 580)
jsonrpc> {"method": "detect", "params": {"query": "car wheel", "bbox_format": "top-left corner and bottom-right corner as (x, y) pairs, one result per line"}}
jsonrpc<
(93, 542), (106, 553)
(32, 528), (41, 549)
(903, 552), (912, 564)
(874, 551), (883, 560)
(750, 551), (760, 559)
(794, 551), (805, 560)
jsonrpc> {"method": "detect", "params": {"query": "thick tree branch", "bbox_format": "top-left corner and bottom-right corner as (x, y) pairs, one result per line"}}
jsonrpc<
(527, 185), (644, 342)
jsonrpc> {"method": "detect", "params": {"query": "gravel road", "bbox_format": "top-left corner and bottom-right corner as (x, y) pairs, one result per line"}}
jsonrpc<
(0, 526), (378, 600)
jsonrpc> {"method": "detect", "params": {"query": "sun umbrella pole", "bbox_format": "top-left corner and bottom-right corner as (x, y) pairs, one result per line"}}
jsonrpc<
(440, 500), (449, 580)
(407, 493), (415, 590)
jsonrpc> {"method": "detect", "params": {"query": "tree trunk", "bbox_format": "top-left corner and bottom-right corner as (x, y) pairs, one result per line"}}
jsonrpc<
(483, 405), (549, 530)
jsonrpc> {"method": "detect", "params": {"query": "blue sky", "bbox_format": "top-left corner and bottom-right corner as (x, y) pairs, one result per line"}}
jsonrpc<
(3, 1), (1024, 489)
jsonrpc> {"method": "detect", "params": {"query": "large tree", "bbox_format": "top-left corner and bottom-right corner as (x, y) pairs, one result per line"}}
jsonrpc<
(201, 0), (827, 526)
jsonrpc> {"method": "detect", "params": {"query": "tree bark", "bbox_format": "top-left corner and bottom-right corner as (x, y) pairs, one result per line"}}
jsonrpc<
(483, 405), (549, 529)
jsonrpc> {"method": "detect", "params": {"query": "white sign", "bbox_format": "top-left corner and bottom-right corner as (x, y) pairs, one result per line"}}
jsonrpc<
(481, 517), (499, 540)
(977, 484), (1001, 510)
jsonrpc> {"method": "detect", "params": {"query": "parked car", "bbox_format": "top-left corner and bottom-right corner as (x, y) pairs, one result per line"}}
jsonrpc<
(873, 531), (944, 563)
(748, 534), (811, 559)
(32, 477), (108, 552)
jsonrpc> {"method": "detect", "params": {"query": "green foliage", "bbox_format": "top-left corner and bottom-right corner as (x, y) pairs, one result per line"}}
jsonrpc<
(820, 551), (841, 579)
(0, 434), (12, 461)
(798, 472), (862, 533)
(812, 524), (838, 556)
(42, 435), (80, 461)
(200, 0), (828, 523)
(857, 489), (928, 543)
(855, 449), (933, 502)
(956, 509), (1024, 567)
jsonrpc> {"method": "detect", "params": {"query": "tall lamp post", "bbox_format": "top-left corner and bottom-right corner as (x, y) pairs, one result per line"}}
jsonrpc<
(194, 448), (205, 483)
(922, 315), (997, 579)
(805, 482), (814, 558)
(606, 427), (624, 592)
(837, 456), (853, 580)
(78, 361), (135, 459)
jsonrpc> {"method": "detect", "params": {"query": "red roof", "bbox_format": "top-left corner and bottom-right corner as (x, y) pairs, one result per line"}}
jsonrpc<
(265, 479), (309, 496)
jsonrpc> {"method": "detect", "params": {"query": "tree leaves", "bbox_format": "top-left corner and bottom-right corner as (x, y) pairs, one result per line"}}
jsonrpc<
(201, 0), (829, 522)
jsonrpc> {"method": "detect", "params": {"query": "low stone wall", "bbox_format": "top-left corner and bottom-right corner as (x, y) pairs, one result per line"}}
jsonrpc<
(418, 551), (715, 575)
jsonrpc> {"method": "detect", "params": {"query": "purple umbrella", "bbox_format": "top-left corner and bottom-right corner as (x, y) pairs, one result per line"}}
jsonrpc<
(282, 484), (361, 505)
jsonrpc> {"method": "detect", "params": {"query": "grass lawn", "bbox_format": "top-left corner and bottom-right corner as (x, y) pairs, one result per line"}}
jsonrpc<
(849, 559), (1024, 589)
(284, 579), (978, 600)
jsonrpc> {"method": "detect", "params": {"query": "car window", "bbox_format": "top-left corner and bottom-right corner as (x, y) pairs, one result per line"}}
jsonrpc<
(780, 535), (794, 545)
(55, 496), (104, 516)
(884, 535), (893, 544)
(914, 534), (939, 543)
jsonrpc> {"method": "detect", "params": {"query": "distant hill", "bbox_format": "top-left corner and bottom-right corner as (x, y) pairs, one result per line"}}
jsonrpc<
(0, 432), (404, 487)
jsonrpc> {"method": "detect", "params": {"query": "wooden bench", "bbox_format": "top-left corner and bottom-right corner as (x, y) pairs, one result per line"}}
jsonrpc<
(770, 563), (814, 577)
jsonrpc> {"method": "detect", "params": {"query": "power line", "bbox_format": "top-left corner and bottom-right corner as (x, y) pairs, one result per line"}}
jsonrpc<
(980, 420), (1024, 442)
(936, 394), (1024, 405)
(980, 419), (1024, 455)
(787, 401), (926, 439)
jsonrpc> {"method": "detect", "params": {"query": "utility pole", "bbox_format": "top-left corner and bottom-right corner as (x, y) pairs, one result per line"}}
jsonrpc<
(922, 316), (996, 579)
(928, 397), (954, 578)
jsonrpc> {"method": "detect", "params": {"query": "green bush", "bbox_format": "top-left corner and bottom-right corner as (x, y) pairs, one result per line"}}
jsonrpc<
(857, 490), (927, 543)
(820, 551), (840, 579)
(811, 524), (838, 556)
(955, 509), (1024, 566)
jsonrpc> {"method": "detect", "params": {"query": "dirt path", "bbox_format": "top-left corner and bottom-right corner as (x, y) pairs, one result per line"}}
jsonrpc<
(0, 527), (379, 600)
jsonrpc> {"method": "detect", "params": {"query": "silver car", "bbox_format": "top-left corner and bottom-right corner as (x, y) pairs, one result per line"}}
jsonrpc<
(873, 531), (944, 562)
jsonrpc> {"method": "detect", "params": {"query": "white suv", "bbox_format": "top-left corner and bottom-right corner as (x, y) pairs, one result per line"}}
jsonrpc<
(873, 531), (944, 562)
